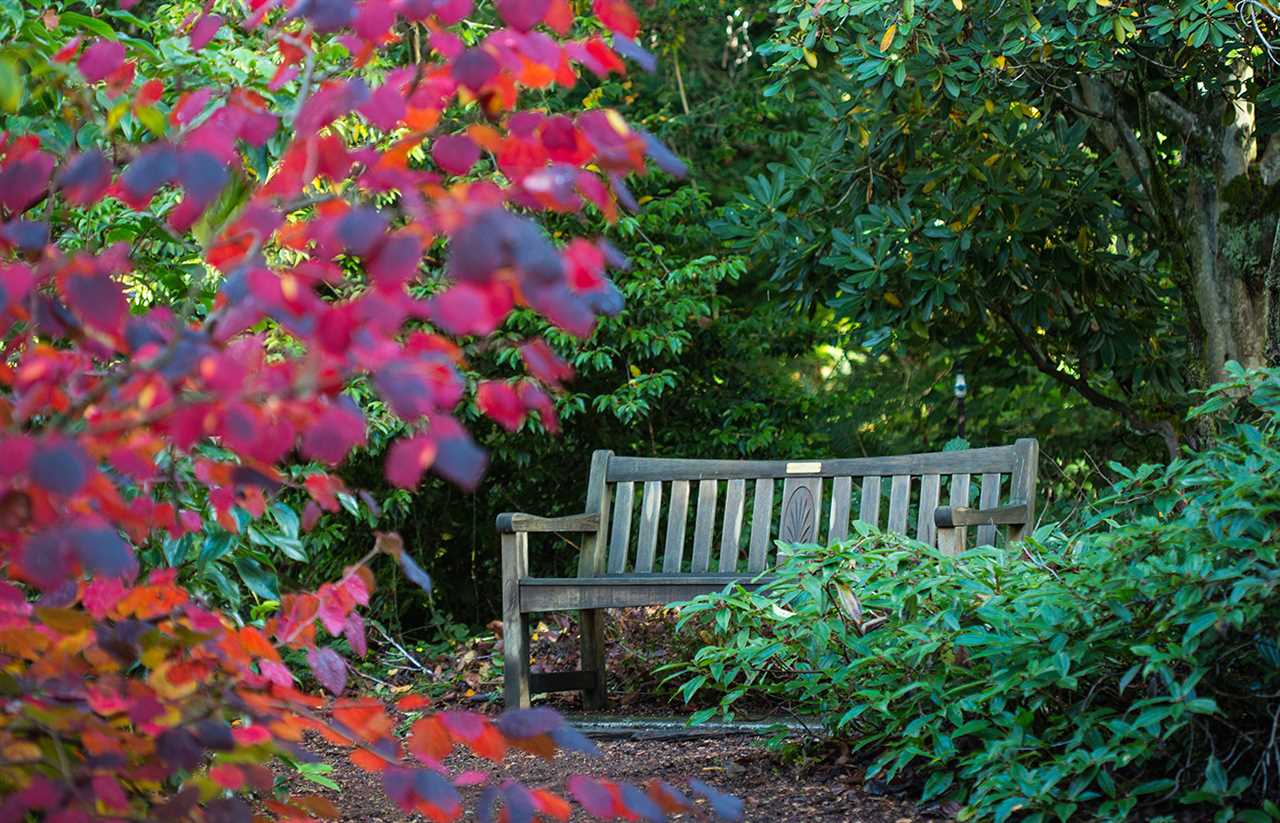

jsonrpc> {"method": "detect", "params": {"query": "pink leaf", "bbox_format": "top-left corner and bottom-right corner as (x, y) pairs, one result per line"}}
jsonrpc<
(344, 612), (367, 657)
(495, 0), (550, 30)
(385, 433), (437, 489)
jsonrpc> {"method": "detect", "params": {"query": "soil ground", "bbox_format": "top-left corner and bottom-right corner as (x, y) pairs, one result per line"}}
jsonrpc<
(294, 730), (940, 823)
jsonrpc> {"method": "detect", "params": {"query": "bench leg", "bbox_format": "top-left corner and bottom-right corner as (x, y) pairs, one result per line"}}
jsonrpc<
(502, 533), (530, 709)
(579, 608), (607, 710)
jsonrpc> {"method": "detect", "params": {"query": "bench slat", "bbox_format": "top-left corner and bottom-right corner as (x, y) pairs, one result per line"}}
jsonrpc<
(887, 474), (911, 534)
(719, 478), (746, 572)
(916, 473), (940, 546)
(859, 476), (881, 527)
(691, 480), (719, 573)
(976, 473), (1002, 546)
(947, 472), (971, 553)
(521, 576), (773, 612)
(634, 481), (663, 573)
(607, 481), (635, 574)
(662, 480), (690, 572)
(606, 446), (1019, 482)
(747, 478), (774, 572)
(828, 476), (852, 543)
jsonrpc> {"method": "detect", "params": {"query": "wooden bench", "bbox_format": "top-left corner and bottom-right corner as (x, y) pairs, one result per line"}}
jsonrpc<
(497, 439), (1039, 709)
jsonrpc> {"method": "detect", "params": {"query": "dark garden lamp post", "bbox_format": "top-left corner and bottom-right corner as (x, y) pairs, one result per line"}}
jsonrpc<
(954, 372), (968, 440)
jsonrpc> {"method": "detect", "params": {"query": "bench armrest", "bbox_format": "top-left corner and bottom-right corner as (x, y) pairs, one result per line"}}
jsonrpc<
(495, 512), (600, 534)
(934, 502), (1031, 529)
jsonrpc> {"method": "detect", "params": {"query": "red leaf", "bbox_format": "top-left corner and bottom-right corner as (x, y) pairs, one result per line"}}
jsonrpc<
(477, 381), (524, 432)
(189, 14), (224, 50)
(408, 715), (452, 763)
(78, 39), (126, 83)
(307, 646), (347, 695)
(385, 433), (437, 489)
(519, 340), (573, 387)
(53, 36), (83, 63)
(592, 0), (639, 37)
(209, 764), (245, 791)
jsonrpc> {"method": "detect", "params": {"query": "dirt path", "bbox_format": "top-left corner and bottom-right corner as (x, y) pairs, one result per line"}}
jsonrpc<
(288, 727), (936, 822)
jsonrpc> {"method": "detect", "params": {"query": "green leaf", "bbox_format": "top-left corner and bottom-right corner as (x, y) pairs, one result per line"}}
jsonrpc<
(234, 556), (280, 601)
(199, 532), (235, 566)
(272, 502), (301, 539)
(0, 57), (22, 113)
(922, 771), (954, 801)
(59, 11), (117, 38)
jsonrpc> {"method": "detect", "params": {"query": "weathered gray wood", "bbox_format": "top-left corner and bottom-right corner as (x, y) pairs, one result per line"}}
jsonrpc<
(1009, 438), (1040, 541)
(975, 473), (1002, 547)
(915, 473), (940, 546)
(662, 480), (690, 573)
(606, 446), (1018, 483)
(691, 480), (719, 573)
(529, 670), (596, 694)
(496, 512), (600, 534)
(943, 473), (971, 554)
(719, 479), (746, 573)
(502, 531), (530, 708)
(747, 479), (774, 572)
(887, 475), (911, 534)
(634, 481), (663, 573)
(828, 476), (852, 543)
(779, 476), (822, 544)
(607, 481), (635, 574)
(934, 503), (1031, 528)
(859, 476), (882, 527)
(578, 450), (613, 710)
(521, 575), (774, 611)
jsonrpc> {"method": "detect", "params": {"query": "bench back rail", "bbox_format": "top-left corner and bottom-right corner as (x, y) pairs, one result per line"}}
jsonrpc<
(581, 438), (1039, 579)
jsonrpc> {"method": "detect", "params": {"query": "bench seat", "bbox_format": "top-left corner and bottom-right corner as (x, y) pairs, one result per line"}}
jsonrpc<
(498, 440), (1040, 709)
(519, 574), (774, 611)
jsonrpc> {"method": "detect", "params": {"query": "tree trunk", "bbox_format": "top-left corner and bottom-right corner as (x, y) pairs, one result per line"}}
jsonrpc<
(1184, 61), (1280, 384)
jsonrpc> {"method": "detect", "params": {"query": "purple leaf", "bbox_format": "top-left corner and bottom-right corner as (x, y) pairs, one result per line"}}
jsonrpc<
(78, 39), (125, 83)
(30, 439), (89, 496)
(619, 783), (664, 823)
(398, 550), (432, 594)
(566, 775), (615, 817)
(307, 645), (347, 695)
(432, 134), (481, 175)
(453, 48), (499, 92)
(612, 35), (656, 72)
(357, 82), (406, 131)
(189, 14), (224, 50)
(0, 151), (55, 213)
(494, 0), (550, 31)
(496, 707), (562, 740)
(689, 779), (744, 822)
(57, 151), (112, 206)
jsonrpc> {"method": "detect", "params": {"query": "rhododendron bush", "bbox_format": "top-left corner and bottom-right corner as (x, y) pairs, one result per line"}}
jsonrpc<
(0, 0), (733, 818)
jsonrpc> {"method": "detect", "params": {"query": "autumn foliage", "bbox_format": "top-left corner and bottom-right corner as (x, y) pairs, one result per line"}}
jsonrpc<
(0, 0), (733, 818)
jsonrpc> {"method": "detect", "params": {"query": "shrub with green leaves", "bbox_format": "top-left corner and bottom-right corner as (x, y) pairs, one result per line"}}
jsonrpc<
(670, 365), (1280, 821)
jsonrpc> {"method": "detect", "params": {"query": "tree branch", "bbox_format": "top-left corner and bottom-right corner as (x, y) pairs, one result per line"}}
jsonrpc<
(1147, 91), (1210, 145)
(996, 307), (1180, 458)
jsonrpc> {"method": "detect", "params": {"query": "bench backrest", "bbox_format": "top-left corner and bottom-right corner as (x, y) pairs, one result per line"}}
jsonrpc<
(577, 439), (1039, 578)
